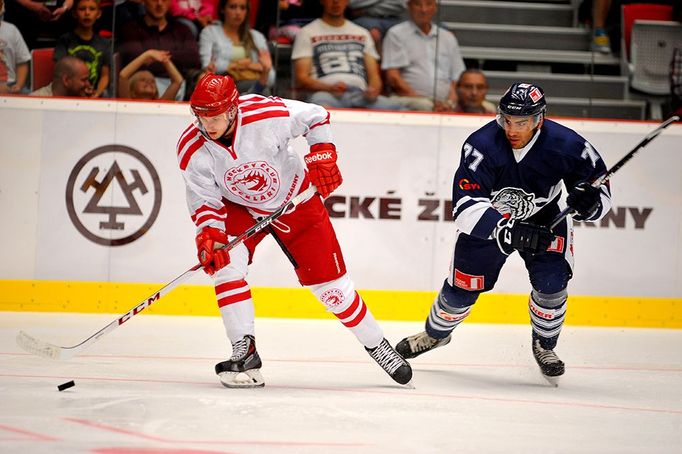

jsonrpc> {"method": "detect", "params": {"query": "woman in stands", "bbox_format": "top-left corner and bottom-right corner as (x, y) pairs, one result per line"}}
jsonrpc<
(198, 0), (275, 94)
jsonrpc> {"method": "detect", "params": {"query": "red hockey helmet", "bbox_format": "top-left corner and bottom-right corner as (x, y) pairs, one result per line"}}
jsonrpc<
(190, 73), (239, 118)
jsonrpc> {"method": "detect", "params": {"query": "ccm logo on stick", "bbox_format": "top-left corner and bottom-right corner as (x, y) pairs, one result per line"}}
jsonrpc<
(118, 293), (161, 325)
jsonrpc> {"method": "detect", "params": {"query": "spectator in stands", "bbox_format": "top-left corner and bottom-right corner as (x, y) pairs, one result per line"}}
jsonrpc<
(54, 0), (111, 98)
(590, 0), (612, 54)
(199, 0), (274, 94)
(117, 0), (201, 100)
(292, 0), (402, 110)
(453, 69), (496, 114)
(381, 0), (465, 112)
(118, 48), (183, 100)
(348, 0), (406, 54)
(30, 55), (92, 96)
(0, 0), (31, 94)
(169, 0), (216, 38)
(255, 0), (320, 45)
(99, 0), (145, 38)
(3, 0), (74, 50)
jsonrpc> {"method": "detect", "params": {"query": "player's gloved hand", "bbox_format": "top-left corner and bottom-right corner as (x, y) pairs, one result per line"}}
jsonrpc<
(566, 181), (602, 221)
(494, 219), (553, 255)
(195, 227), (230, 275)
(304, 143), (342, 198)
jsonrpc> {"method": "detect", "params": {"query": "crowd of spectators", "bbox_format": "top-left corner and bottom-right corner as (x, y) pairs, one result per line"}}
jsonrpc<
(8, 0), (676, 116)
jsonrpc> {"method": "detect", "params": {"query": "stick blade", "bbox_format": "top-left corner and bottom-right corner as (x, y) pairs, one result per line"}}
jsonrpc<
(16, 331), (68, 360)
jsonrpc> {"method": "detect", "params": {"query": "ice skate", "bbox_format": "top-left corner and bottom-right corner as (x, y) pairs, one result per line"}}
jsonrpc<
(532, 338), (564, 386)
(395, 331), (451, 359)
(215, 335), (265, 388)
(366, 338), (413, 385)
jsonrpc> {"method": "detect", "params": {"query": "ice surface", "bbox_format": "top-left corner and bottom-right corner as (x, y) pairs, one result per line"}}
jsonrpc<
(1, 312), (681, 453)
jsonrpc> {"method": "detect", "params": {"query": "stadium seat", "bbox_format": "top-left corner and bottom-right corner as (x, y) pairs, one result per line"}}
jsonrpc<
(630, 20), (682, 95)
(30, 48), (55, 92)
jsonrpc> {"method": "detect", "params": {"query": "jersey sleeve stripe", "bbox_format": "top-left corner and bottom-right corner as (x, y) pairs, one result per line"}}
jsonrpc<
(177, 125), (198, 155)
(178, 135), (206, 170)
(241, 110), (290, 126)
(310, 112), (331, 130)
(240, 99), (286, 113)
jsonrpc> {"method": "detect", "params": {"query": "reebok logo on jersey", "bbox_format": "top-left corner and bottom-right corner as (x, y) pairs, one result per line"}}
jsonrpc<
(304, 152), (334, 164)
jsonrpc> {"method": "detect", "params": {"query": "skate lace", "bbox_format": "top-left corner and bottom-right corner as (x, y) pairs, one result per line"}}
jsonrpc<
(408, 332), (437, 353)
(534, 343), (561, 364)
(369, 340), (404, 375)
(230, 337), (249, 361)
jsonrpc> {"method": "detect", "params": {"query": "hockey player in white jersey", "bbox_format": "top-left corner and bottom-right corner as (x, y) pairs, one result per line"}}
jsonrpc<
(176, 73), (412, 388)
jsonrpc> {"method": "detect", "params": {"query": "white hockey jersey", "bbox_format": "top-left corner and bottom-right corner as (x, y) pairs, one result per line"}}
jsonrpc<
(176, 94), (333, 232)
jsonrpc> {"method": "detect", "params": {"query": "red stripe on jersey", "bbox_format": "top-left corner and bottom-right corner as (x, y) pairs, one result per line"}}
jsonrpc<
(241, 110), (289, 126)
(215, 279), (248, 295)
(191, 205), (226, 223)
(240, 99), (286, 113)
(310, 112), (331, 130)
(335, 292), (361, 320)
(179, 135), (206, 170)
(342, 301), (367, 328)
(217, 289), (252, 307)
(177, 125), (198, 156)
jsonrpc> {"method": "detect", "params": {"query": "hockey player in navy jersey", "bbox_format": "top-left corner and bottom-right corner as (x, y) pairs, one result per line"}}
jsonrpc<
(177, 73), (411, 388)
(396, 82), (612, 383)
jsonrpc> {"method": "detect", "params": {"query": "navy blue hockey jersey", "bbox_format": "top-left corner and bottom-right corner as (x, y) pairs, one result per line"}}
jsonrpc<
(453, 119), (612, 239)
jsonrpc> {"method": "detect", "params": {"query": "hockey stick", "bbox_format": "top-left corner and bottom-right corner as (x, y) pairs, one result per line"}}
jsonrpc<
(16, 185), (318, 360)
(550, 115), (679, 229)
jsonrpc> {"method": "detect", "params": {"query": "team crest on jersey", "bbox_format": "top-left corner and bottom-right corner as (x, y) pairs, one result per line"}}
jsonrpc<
(225, 161), (281, 203)
(491, 187), (535, 220)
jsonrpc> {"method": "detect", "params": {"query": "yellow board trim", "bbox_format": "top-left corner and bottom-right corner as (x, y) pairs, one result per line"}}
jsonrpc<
(1, 280), (680, 328)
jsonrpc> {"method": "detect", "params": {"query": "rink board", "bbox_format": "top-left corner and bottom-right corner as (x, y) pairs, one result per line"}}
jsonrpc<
(0, 97), (681, 327)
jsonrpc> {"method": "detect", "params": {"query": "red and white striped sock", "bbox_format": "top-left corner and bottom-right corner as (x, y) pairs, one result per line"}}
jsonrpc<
(215, 279), (255, 344)
(332, 291), (383, 349)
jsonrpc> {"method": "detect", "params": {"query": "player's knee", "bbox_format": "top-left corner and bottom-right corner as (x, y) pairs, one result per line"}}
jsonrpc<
(308, 274), (355, 312)
(212, 242), (249, 281)
(440, 279), (479, 310)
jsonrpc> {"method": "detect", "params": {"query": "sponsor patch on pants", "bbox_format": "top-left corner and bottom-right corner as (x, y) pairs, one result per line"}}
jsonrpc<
(454, 269), (484, 291)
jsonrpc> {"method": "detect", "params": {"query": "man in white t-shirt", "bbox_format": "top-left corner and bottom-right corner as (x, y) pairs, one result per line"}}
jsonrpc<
(0, 0), (30, 94)
(381, 0), (466, 111)
(292, 0), (402, 110)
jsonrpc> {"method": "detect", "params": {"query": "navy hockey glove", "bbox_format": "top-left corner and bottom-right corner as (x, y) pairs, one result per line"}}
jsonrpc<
(494, 219), (553, 255)
(566, 181), (602, 221)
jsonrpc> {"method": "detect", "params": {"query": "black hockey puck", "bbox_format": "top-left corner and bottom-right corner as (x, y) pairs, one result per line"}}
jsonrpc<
(57, 380), (75, 391)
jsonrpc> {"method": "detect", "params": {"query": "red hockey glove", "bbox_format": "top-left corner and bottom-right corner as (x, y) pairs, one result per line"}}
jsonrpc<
(195, 227), (230, 275)
(304, 143), (342, 198)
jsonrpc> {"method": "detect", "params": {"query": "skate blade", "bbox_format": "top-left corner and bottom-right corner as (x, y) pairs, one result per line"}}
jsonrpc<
(402, 380), (415, 389)
(541, 374), (561, 387)
(218, 370), (265, 388)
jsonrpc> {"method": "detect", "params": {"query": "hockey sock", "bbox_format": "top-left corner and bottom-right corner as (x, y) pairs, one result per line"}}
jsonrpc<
(215, 279), (255, 344)
(425, 279), (474, 339)
(529, 289), (567, 350)
(309, 275), (383, 349)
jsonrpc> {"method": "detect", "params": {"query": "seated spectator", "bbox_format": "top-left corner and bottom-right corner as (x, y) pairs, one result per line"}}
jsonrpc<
(381, 0), (465, 112)
(118, 48), (183, 100)
(199, 0), (274, 94)
(0, 0), (31, 94)
(453, 69), (496, 114)
(117, 0), (201, 100)
(255, 0), (321, 45)
(30, 55), (92, 96)
(54, 0), (111, 98)
(169, 0), (216, 38)
(348, 0), (406, 53)
(292, 0), (402, 110)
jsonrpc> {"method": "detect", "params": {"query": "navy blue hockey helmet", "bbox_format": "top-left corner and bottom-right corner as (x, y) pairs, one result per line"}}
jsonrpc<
(498, 82), (547, 117)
